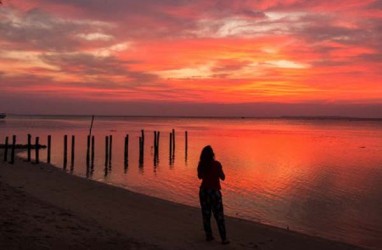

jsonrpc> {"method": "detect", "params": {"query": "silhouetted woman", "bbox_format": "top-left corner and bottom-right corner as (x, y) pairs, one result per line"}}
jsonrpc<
(197, 145), (229, 244)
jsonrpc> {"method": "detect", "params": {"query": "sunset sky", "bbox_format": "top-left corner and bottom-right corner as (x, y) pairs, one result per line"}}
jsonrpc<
(0, 0), (381, 117)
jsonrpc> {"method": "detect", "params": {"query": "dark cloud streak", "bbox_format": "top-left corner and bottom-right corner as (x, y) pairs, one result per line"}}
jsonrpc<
(40, 53), (158, 86)
(0, 8), (114, 51)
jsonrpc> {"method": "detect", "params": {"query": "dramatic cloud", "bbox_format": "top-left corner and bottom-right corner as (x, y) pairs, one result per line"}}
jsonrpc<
(0, 8), (115, 51)
(0, 0), (381, 116)
(40, 53), (158, 84)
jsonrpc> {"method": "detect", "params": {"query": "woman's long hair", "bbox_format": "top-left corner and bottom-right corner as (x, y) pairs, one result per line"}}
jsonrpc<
(198, 145), (215, 176)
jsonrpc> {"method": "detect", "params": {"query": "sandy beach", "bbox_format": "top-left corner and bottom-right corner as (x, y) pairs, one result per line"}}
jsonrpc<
(0, 152), (363, 250)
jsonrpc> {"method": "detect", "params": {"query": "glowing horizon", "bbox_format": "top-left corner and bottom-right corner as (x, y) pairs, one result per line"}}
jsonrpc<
(0, 0), (381, 116)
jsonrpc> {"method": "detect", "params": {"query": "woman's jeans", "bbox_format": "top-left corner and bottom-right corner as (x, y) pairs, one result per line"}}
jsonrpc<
(199, 188), (227, 240)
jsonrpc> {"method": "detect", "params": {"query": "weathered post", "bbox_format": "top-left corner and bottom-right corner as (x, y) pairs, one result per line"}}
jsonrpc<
(153, 131), (158, 166)
(91, 136), (95, 168)
(138, 136), (144, 170)
(185, 131), (188, 161)
(35, 137), (40, 164)
(103, 136), (109, 177)
(71, 135), (75, 167)
(185, 131), (188, 150)
(27, 134), (31, 162)
(105, 136), (109, 167)
(3, 136), (9, 162)
(156, 131), (160, 153)
(124, 134), (129, 166)
(63, 135), (68, 169)
(139, 137), (142, 164)
(169, 132), (173, 158)
(10, 135), (16, 164)
(47, 135), (51, 163)
(88, 115), (95, 171)
(108, 135), (112, 167)
(141, 130), (145, 158)
(172, 129), (176, 152)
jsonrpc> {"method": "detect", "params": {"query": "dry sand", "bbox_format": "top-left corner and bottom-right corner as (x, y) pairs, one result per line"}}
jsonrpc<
(0, 152), (363, 250)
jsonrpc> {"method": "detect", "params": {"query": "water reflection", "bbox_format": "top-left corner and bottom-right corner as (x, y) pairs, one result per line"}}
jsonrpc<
(5, 117), (382, 249)
(86, 165), (92, 178)
(124, 161), (128, 174)
(138, 161), (144, 174)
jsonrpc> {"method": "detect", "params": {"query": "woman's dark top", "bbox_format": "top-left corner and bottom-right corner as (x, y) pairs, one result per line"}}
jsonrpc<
(198, 160), (225, 190)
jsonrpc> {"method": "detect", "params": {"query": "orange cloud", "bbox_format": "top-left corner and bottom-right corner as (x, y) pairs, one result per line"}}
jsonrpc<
(0, 0), (381, 115)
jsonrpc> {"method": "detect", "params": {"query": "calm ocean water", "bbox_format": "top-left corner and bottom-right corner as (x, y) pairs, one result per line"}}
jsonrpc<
(1, 115), (382, 248)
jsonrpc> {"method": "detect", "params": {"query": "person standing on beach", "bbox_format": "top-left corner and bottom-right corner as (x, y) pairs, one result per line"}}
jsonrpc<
(197, 145), (229, 245)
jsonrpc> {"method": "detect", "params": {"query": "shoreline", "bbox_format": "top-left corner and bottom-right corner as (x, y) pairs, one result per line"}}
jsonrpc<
(0, 153), (364, 249)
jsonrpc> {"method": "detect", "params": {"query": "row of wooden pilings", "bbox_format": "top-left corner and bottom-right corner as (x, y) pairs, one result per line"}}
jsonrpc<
(2, 134), (49, 165)
(2, 130), (188, 170)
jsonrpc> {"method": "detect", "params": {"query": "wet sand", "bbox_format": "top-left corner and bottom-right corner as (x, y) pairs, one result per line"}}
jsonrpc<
(0, 152), (363, 250)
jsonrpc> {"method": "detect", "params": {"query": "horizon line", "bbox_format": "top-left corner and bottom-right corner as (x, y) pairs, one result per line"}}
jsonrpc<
(5, 113), (382, 121)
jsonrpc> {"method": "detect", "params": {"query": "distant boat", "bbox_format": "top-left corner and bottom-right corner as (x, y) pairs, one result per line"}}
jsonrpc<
(0, 113), (6, 119)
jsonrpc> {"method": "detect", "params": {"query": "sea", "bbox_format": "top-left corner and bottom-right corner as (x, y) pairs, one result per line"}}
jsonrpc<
(1, 115), (381, 249)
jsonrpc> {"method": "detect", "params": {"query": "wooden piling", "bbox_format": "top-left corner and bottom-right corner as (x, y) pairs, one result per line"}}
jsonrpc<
(169, 132), (173, 157)
(138, 136), (144, 170)
(139, 137), (142, 164)
(185, 131), (188, 150)
(141, 136), (144, 155)
(105, 136), (109, 167)
(104, 140), (109, 176)
(71, 135), (75, 167)
(185, 131), (188, 161)
(63, 135), (68, 169)
(108, 135), (112, 167)
(10, 135), (16, 164)
(35, 137), (40, 164)
(124, 134), (129, 166)
(91, 136), (95, 168)
(156, 131), (160, 156)
(172, 129), (175, 151)
(153, 131), (158, 165)
(27, 134), (31, 162)
(139, 137), (142, 162)
(141, 130), (145, 158)
(47, 135), (51, 163)
(3, 136), (8, 162)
